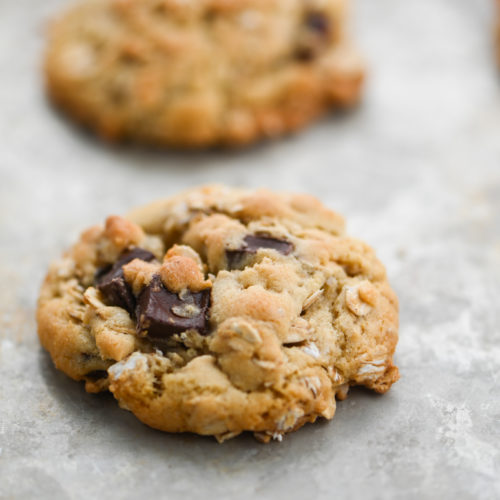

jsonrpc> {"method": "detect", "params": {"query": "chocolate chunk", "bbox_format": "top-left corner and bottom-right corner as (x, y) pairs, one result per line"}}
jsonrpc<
(295, 46), (315, 62)
(95, 247), (156, 314)
(136, 275), (210, 339)
(226, 235), (293, 269)
(85, 370), (108, 381)
(295, 12), (331, 61)
(305, 12), (330, 35)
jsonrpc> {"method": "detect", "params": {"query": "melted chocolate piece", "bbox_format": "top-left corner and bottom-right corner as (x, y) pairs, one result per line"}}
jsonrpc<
(95, 247), (156, 314)
(226, 235), (293, 269)
(136, 275), (210, 339)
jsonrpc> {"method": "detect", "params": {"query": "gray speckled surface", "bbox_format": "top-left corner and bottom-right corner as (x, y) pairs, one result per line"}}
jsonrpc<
(1, 0), (500, 499)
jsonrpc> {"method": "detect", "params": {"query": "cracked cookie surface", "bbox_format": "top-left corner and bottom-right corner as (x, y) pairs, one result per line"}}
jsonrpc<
(37, 185), (399, 442)
(45, 0), (364, 147)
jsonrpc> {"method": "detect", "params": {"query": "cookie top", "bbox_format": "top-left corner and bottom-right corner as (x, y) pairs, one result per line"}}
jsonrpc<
(37, 185), (399, 442)
(45, 0), (364, 147)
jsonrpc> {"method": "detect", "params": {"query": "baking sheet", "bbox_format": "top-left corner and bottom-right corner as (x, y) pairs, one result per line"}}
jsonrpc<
(1, 0), (499, 498)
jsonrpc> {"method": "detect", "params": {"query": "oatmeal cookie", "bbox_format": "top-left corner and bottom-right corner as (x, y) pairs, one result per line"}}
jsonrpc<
(44, 0), (364, 147)
(37, 186), (399, 442)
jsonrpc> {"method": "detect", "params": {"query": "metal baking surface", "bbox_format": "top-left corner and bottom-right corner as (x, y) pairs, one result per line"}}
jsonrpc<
(1, 0), (499, 498)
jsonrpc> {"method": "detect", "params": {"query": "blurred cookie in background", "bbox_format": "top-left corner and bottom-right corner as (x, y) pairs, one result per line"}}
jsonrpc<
(44, 0), (364, 148)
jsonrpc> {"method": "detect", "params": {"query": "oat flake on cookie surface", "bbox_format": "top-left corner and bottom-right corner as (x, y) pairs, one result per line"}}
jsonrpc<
(37, 185), (399, 442)
(44, 0), (364, 147)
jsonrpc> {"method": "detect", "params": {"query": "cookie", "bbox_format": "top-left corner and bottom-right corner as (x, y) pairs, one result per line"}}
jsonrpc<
(37, 186), (399, 442)
(44, 0), (364, 147)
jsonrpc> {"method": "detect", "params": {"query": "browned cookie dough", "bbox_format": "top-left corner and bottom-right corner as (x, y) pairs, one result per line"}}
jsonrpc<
(44, 0), (364, 147)
(37, 186), (399, 442)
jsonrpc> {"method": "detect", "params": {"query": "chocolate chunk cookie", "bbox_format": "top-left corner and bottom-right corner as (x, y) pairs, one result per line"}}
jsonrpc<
(44, 0), (364, 147)
(37, 186), (399, 442)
